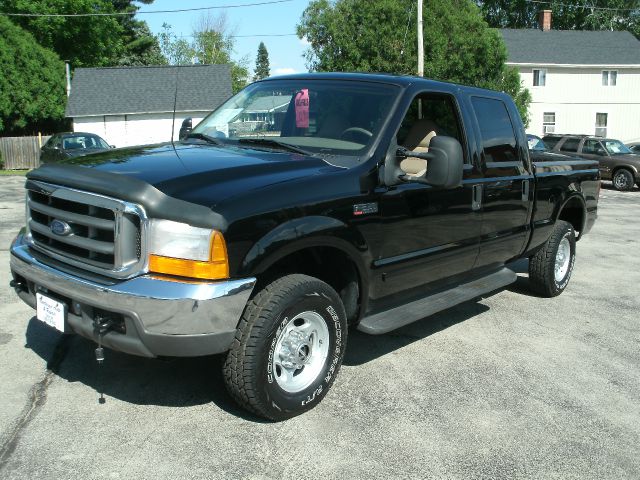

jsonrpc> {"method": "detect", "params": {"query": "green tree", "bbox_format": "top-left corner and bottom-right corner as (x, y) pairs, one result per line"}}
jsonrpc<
(159, 13), (249, 93)
(254, 42), (270, 80)
(158, 23), (194, 65)
(1, 0), (164, 67)
(477, 1), (640, 38)
(116, 22), (166, 67)
(298, 0), (531, 124)
(0, 17), (66, 135)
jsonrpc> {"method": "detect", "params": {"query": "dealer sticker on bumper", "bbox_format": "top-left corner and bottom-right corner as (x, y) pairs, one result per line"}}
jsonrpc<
(36, 293), (67, 333)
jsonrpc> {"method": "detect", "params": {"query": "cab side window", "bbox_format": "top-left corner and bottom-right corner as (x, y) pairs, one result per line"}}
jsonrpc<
(582, 139), (602, 154)
(471, 97), (518, 163)
(396, 94), (465, 176)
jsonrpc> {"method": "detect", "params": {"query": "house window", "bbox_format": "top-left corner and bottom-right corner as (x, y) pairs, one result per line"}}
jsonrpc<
(533, 69), (546, 86)
(595, 113), (608, 137)
(543, 112), (555, 134)
(602, 70), (617, 86)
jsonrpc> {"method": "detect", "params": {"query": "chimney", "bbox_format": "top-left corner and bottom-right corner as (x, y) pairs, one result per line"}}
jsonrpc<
(539, 10), (552, 31)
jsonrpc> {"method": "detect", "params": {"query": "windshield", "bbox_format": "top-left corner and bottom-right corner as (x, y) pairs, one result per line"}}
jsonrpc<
(190, 79), (400, 166)
(603, 140), (632, 155)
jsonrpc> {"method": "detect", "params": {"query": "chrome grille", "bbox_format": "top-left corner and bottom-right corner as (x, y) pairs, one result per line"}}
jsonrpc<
(26, 181), (147, 279)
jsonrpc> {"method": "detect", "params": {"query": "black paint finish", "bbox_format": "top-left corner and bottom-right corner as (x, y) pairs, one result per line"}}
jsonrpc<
(24, 73), (599, 323)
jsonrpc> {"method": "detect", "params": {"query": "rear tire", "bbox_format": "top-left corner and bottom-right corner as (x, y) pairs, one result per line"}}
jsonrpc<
(223, 274), (347, 421)
(529, 220), (576, 297)
(612, 169), (634, 191)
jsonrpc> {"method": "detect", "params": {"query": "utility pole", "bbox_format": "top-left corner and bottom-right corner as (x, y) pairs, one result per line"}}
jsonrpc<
(417, 0), (424, 77)
(65, 61), (71, 97)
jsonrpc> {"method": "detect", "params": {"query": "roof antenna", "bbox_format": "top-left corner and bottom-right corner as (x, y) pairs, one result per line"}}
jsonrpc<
(171, 66), (179, 146)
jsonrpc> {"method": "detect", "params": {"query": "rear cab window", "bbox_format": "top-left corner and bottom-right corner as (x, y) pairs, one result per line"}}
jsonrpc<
(471, 96), (520, 164)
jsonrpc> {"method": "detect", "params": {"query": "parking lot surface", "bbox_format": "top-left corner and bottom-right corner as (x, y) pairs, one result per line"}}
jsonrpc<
(1, 175), (639, 479)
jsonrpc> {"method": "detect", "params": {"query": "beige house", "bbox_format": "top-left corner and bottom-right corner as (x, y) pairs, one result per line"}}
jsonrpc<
(501, 11), (640, 143)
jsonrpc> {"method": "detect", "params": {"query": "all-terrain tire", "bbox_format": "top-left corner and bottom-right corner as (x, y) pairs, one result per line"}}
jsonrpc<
(223, 274), (347, 421)
(529, 220), (576, 297)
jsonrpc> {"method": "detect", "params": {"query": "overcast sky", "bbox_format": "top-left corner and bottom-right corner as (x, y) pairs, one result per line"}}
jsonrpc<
(137, 0), (311, 76)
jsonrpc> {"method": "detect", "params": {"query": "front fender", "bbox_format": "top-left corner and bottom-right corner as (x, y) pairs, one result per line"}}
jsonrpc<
(239, 216), (370, 280)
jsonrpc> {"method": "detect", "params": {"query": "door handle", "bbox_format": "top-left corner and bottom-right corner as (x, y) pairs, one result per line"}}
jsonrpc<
(472, 184), (482, 211)
(522, 179), (530, 201)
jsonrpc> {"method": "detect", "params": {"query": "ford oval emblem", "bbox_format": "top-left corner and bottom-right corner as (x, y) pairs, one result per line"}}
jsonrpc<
(50, 219), (72, 236)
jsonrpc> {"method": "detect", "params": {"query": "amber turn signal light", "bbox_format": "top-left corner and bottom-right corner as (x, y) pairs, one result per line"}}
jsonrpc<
(149, 231), (229, 280)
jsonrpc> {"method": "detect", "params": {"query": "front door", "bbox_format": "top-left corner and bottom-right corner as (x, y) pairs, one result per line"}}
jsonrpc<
(372, 92), (482, 300)
(581, 138), (612, 179)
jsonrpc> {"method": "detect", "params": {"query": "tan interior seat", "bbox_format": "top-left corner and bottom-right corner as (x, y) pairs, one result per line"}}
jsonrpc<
(400, 119), (438, 177)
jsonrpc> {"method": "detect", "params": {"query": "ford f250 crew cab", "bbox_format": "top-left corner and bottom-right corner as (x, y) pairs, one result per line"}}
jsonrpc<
(10, 73), (599, 420)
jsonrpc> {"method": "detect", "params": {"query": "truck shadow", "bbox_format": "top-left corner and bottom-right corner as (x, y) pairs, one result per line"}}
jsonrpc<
(344, 300), (490, 366)
(24, 318), (262, 421)
(24, 266), (536, 419)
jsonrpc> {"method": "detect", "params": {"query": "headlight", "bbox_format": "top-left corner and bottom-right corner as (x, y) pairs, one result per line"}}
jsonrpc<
(147, 219), (229, 280)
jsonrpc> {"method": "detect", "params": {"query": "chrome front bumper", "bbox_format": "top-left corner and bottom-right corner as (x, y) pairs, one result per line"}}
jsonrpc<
(10, 233), (256, 357)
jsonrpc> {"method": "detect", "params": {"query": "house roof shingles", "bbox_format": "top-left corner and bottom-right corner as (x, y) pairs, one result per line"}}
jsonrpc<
(500, 29), (640, 66)
(66, 64), (232, 117)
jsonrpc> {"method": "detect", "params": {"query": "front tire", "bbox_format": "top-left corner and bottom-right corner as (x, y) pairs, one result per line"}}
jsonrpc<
(612, 169), (634, 191)
(223, 274), (347, 421)
(529, 220), (576, 297)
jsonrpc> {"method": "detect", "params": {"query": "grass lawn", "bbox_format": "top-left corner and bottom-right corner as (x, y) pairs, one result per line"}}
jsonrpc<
(0, 170), (29, 176)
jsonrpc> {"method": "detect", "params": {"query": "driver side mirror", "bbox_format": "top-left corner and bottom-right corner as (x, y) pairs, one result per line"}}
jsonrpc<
(179, 117), (193, 140)
(390, 136), (464, 189)
(596, 148), (607, 156)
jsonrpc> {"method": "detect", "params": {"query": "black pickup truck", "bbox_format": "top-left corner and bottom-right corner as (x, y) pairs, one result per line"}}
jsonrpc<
(10, 73), (599, 420)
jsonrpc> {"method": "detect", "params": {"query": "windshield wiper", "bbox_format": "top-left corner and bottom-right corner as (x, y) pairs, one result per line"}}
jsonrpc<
(183, 132), (224, 145)
(236, 138), (312, 156)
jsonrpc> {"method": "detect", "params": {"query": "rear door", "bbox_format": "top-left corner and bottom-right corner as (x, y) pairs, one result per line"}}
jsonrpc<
(469, 95), (533, 267)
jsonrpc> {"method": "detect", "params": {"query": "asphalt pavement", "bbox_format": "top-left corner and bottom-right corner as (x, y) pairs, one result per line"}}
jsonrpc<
(0, 175), (639, 479)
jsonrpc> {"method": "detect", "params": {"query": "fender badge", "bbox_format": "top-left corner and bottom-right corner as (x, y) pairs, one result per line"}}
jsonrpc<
(353, 203), (378, 216)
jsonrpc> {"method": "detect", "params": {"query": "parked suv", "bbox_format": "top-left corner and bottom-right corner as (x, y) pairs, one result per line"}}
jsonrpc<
(542, 134), (640, 191)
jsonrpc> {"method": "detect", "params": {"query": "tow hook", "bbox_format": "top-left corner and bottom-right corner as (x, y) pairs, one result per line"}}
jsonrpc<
(93, 313), (116, 404)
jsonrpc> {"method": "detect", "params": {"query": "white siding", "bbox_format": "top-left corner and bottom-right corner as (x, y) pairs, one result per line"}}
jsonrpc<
(514, 66), (640, 143)
(72, 112), (208, 148)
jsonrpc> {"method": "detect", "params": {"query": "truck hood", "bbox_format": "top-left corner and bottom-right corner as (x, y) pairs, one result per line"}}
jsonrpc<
(46, 142), (342, 207)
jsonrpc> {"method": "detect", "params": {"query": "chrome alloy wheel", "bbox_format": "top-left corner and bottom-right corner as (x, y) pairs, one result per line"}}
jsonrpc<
(554, 236), (571, 283)
(272, 311), (330, 393)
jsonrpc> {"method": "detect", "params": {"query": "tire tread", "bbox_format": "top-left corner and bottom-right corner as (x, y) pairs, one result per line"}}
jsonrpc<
(223, 274), (344, 420)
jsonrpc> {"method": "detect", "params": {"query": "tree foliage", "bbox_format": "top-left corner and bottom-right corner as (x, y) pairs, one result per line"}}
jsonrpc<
(477, 0), (640, 38)
(0, 17), (66, 135)
(1, 0), (164, 67)
(254, 42), (270, 80)
(298, 0), (531, 125)
(159, 13), (249, 93)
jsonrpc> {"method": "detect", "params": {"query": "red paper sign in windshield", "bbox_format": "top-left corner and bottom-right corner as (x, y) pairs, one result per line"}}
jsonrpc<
(295, 89), (309, 128)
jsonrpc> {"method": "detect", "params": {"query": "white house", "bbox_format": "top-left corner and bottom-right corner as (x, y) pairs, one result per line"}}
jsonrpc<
(65, 64), (233, 147)
(501, 11), (640, 143)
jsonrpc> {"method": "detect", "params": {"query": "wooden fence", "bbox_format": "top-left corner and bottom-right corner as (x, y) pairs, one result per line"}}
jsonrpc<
(0, 135), (51, 170)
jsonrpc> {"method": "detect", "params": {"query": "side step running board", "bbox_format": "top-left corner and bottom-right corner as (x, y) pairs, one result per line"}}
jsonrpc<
(357, 267), (517, 335)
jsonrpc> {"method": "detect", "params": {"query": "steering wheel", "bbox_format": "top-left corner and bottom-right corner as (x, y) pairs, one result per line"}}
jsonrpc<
(340, 127), (373, 143)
